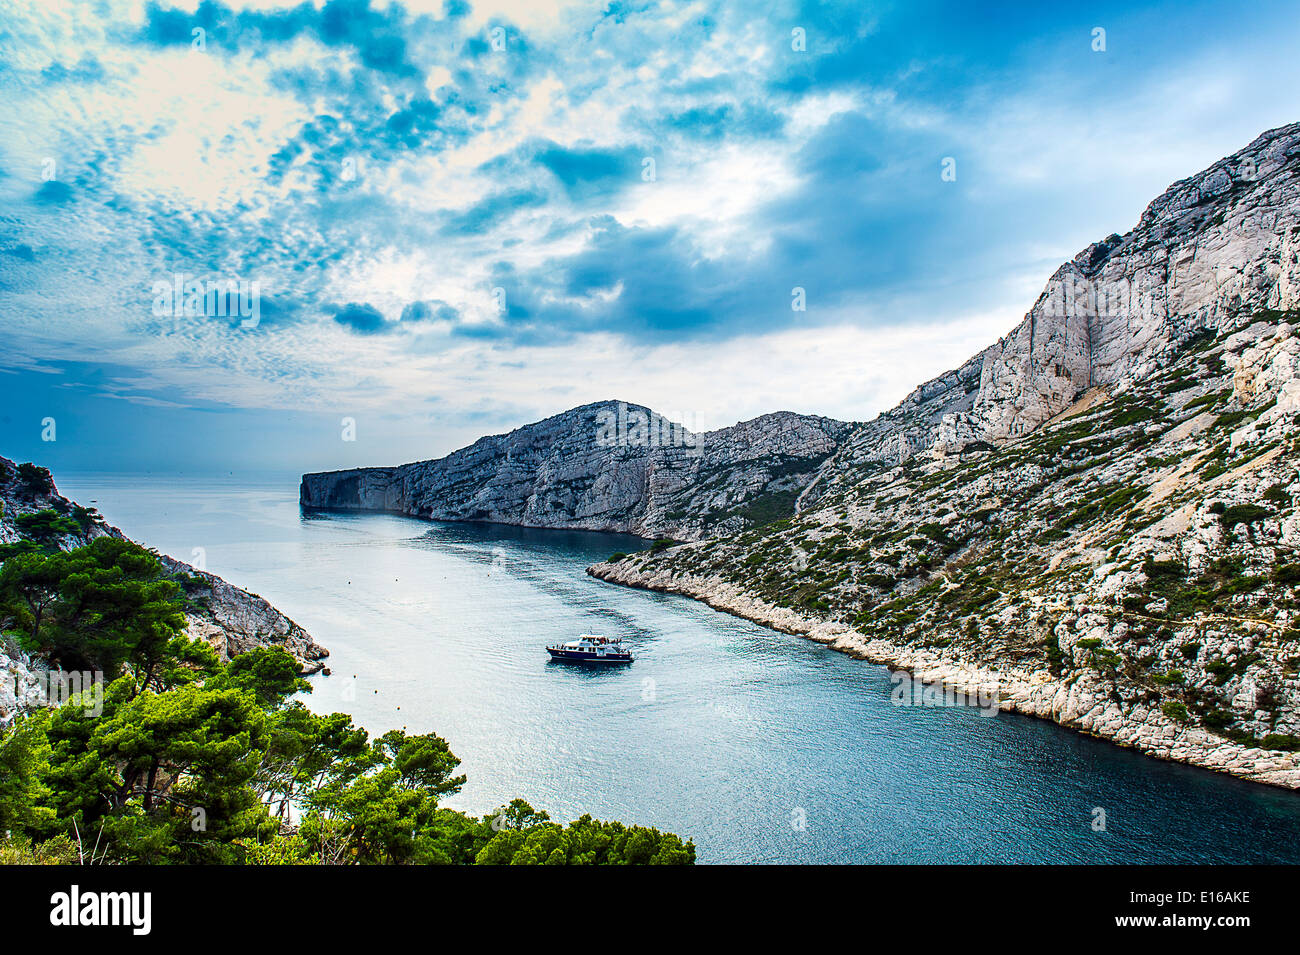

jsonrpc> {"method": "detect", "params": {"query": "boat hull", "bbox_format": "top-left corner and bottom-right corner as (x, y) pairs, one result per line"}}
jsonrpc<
(547, 647), (634, 663)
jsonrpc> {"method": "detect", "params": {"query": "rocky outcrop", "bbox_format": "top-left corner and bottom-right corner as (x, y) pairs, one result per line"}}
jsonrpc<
(585, 124), (1300, 790)
(0, 455), (327, 724)
(302, 401), (854, 540)
(947, 123), (1300, 448)
(0, 639), (51, 727)
(157, 555), (327, 672)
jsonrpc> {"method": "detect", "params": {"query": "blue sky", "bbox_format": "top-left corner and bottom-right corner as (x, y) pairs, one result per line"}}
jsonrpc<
(2, 0), (1300, 475)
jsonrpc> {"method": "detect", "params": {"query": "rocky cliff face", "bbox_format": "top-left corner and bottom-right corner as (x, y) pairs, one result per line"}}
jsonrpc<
(0, 456), (327, 724)
(800, 124), (1300, 511)
(962, 124), (1300, 444)
(798, 348), (991, 509)
(1007, 129), (1295, 430)
(154, 553), (327, 673)
(301, 116), (1299, 549)
(809, 123), (1300, 498)
(590, 123), (1300, 789)
(301, 401), (854, 540)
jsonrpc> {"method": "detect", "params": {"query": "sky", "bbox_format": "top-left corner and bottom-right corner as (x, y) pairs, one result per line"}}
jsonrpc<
(2, 0), (1300, 476)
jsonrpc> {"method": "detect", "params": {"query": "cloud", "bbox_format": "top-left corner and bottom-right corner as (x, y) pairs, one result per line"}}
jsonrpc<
(33, 180), (73, 203)
(4, 0), (1300, 471)
(138, 0), (424, 76)
(440, 187), (547, 235)
(531, 141), (644, 199)
(400, 299), (459, 323)
(329, 301), (388, 334)
(41, 54), (106, 83)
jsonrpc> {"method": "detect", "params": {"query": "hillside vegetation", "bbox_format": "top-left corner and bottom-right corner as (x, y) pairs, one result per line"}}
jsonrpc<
(596, 312), (1300, 784)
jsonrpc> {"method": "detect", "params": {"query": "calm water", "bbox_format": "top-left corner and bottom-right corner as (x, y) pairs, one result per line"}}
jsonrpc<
(55, 472), (1300, 864)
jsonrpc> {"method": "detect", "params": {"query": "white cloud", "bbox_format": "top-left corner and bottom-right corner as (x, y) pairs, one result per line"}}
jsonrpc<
(4, 0), (1299, 473)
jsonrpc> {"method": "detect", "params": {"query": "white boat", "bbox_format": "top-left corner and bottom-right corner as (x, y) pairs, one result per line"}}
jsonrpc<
(546, 633), (634, 664)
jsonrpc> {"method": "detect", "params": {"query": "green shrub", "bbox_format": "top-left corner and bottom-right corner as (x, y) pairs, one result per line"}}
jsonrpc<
(1216, 408), (1259, 431)
(1044, 633), (1065, 674)
(14, 509), (81, 546)
(1221, 504), (1271, 527)
(1187, 390), (1228, 412)
(607, 553), (627, 563)
(1111, 405), (1157, 427)
(14, 463), (53, 497)
(1272, 563), (1300, 585)
(1263, 484), (1290, 505)
(1142, 557), (1184, 580)
(1162, 701), (1190, 723)
(71, 504), (101, 533)
(1203, 709), (1235, 731)
(0, 834), (79, 865)
(1206, 659), (1233, 684)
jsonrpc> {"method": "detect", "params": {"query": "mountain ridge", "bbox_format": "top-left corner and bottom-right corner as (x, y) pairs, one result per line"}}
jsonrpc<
(297, 123), (1300, 786)
(589, 122), (1300, 788)
(301, 400), (856, 540)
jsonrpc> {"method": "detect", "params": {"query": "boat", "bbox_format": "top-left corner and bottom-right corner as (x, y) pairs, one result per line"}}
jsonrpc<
(546, 633), (634, 664)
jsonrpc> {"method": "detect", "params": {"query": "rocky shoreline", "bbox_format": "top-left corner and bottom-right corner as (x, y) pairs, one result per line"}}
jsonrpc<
(588, 557), (1300, 790)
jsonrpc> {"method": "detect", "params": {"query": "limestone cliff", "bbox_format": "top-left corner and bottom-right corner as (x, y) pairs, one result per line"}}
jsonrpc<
(809, 122), (1300, 501)
(301, 401), (854, 540)
(964, 124), (1300, 444)
(589, 123), (1300, 789)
